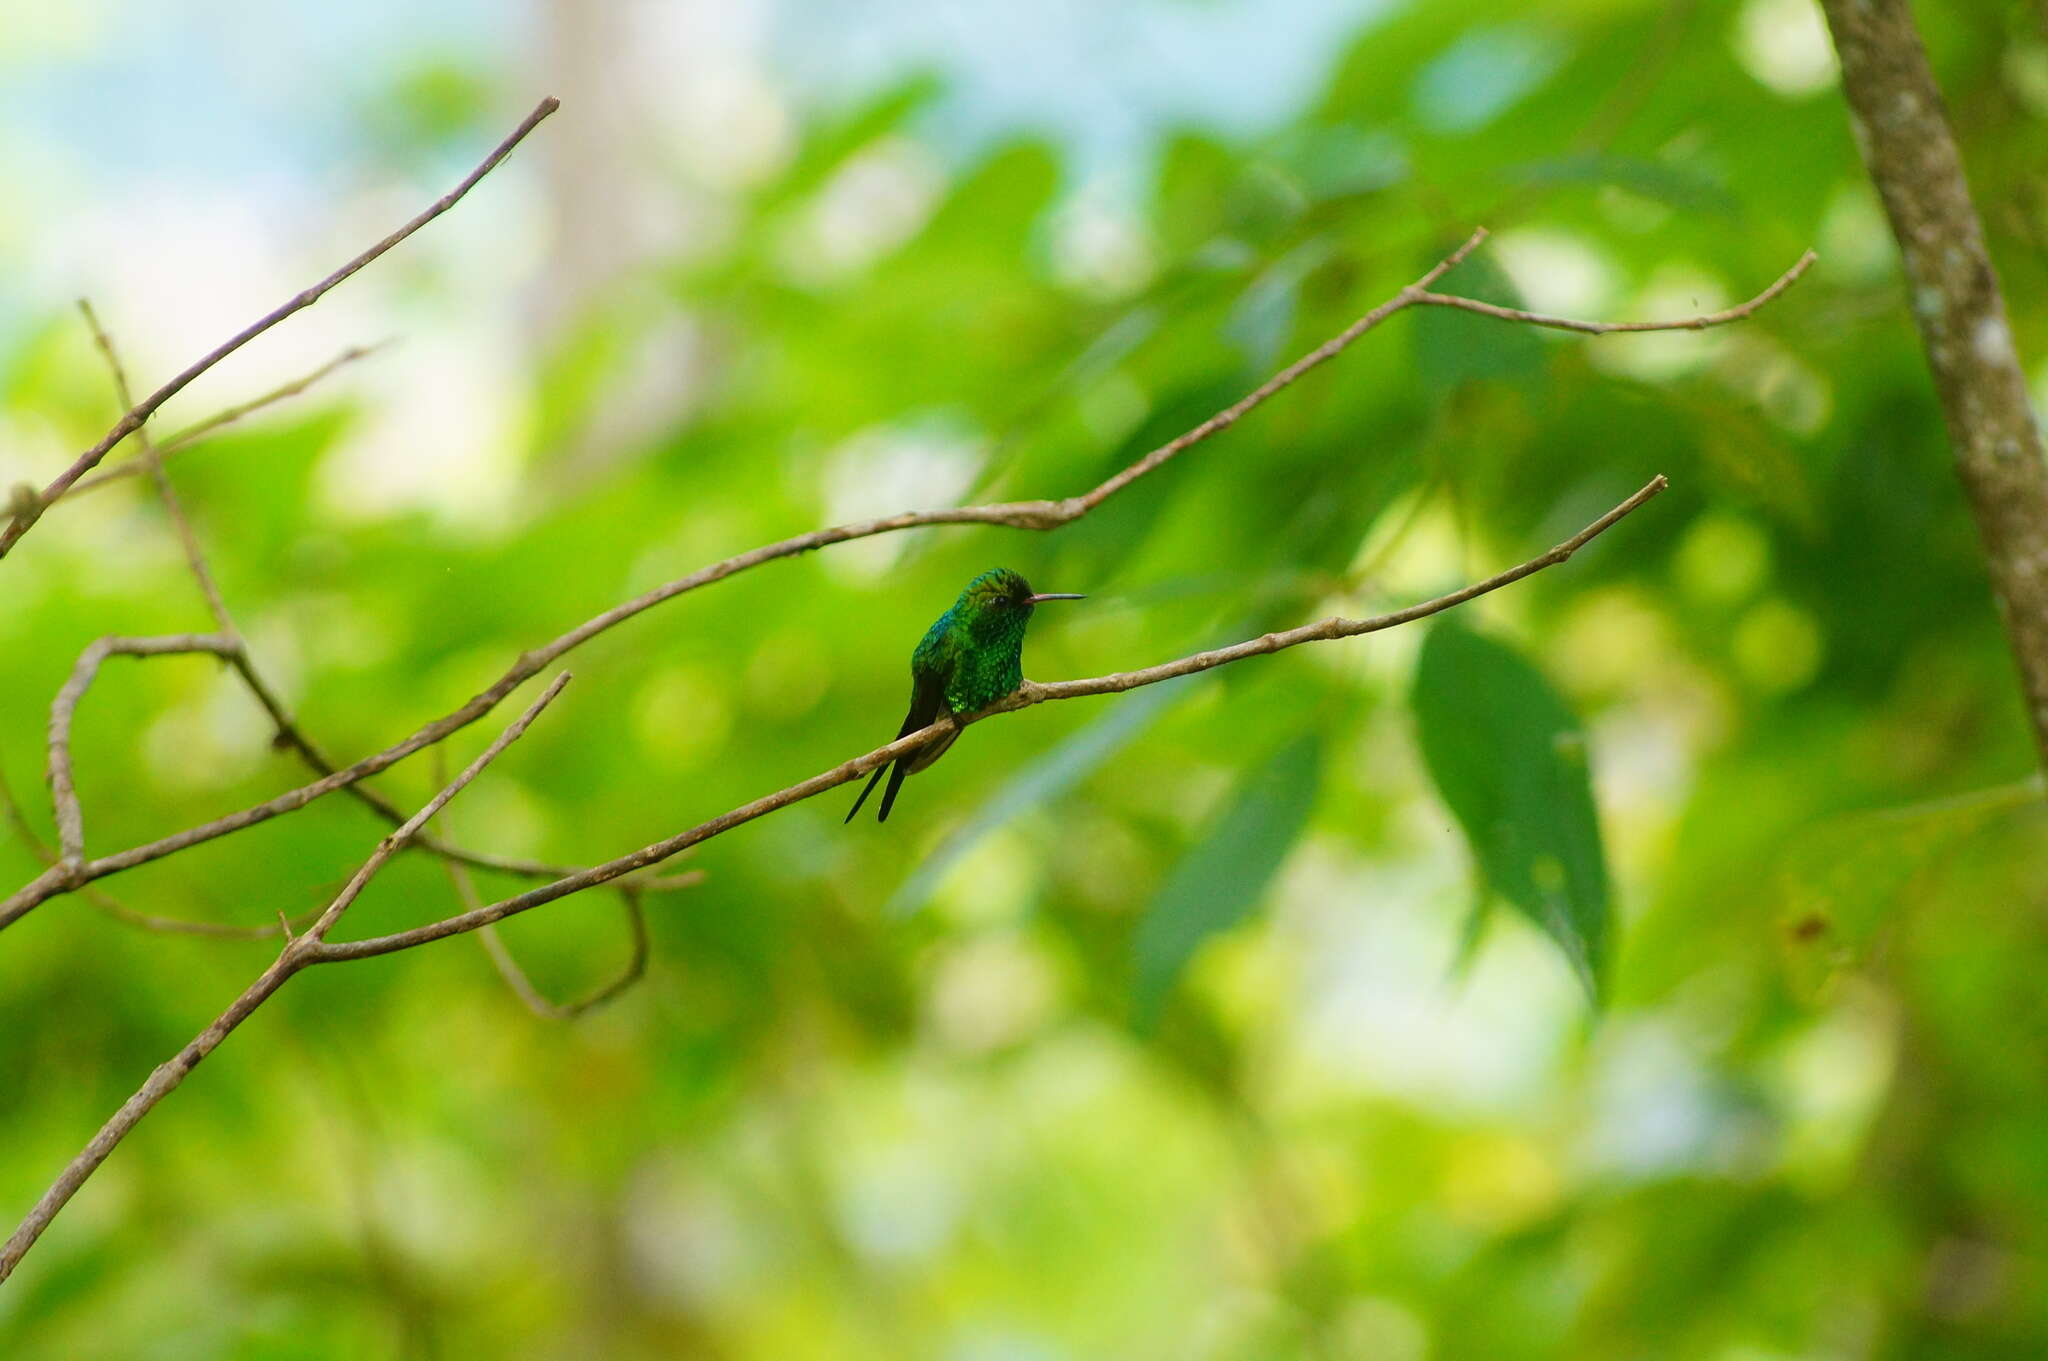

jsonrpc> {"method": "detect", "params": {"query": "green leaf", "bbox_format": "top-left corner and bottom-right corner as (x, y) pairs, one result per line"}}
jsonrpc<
(1412, 247), (1547, 392)
(1131, 734), (1323, 1026)
(1777, 779), (2039, 1003)
(1505, 154), (1739, 218)
(1412, 618), (1609, 999)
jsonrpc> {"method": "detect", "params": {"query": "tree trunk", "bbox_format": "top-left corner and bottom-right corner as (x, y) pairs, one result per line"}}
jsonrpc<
(1820, 0), (2048, 768)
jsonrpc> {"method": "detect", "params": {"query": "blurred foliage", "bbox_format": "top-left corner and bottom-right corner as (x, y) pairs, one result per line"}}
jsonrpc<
(4, 0), (2048, 1357)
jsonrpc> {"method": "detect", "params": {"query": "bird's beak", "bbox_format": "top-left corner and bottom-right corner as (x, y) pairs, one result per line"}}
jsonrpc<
(1025, 593), (1085, 604)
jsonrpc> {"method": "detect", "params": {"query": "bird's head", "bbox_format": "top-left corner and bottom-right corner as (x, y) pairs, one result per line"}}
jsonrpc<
(959, 568), (1085, 620)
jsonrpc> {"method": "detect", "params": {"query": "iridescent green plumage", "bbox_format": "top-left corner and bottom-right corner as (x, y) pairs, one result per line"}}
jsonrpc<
(846, 568), (1084, 823)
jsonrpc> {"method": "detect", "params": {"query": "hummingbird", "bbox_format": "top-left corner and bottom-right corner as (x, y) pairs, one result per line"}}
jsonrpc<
(846, 567), (1085, 823)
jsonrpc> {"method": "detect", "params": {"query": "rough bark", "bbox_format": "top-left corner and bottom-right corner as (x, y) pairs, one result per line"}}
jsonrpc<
(1821, 0), (2048, 766)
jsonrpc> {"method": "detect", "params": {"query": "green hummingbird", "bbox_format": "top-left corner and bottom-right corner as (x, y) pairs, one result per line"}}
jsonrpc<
(846, 567), (1085, 823)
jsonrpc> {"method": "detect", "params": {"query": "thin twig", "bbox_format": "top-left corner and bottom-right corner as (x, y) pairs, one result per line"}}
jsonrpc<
(63, 341), (392, 502)
(0, 96), (559, 560)
(1409, 250), (1817, 334)
(1070, 229), (1492, 513)
(0, 234), (1809, 931)
(0, 673), (571, 1284)
(79, 301), (236, 631)
(316, 476), (1665, 963)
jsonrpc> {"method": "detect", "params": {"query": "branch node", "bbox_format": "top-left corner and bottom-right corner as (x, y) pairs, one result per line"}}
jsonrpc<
(7, 484), (41, 531)
(1004, 499), (1072, 531)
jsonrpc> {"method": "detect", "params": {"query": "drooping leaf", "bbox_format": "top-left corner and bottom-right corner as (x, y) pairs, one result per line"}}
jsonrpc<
(1131, 734), (1323, 1026)
(1412, 246), (1547, 392)
(1412, 617), (1609, 999)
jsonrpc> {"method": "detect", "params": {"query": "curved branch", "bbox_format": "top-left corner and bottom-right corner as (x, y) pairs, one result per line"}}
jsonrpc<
(0, 97), (559, 560)
(317, 475), (1664, 963)
(466, 870), (660, 1020)
(0, 229), (1808, 931)
(80, 301), (237, 630)
(48, 635), (238, 866)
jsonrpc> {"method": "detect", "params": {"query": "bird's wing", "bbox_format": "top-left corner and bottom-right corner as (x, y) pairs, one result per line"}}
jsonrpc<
(845, 671), (948, 824)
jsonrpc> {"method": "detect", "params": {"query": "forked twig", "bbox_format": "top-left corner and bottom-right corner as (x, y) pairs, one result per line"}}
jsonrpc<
(0, 673), (573, 1283)
(72, 308), (594, 886)
(63, 341), (392, 502)
(426, 749), (698, 1017)
(0, 97), (559, 560)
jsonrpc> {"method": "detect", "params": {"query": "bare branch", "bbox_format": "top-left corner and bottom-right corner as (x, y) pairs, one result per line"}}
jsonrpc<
(63, 341), (392, 502)
(0, 673), (571, 1284)
(1070, 227), (1493, 514)
(2, 629), (576, 935)
(1410, 249), (1818, 334)
(0, 97), (559, 560)
(316, 476), (1665, 963)
(225, 647), (583, 881)
(0, 232), (1807, 931)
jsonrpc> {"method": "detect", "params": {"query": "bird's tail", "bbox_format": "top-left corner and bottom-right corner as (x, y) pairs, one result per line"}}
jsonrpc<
(844, 761), (890, 823)
(848, 686), (949, 823)
(876, 760), (911, 822)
